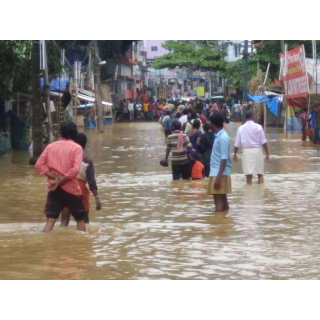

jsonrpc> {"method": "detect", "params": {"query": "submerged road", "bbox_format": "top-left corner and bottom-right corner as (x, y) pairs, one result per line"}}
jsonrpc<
(0, 122), (320, 279)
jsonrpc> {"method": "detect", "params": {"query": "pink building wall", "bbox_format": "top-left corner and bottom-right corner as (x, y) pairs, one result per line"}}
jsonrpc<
(141, 40), (170, 59)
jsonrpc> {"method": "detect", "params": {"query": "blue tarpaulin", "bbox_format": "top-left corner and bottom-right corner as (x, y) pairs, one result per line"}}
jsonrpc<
(266, 98), (279, 116)
(247, 94), (279, 116)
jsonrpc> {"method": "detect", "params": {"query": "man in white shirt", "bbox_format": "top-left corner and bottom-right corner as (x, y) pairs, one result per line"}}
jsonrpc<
(128, 100), (134, 120)
(179, 109), (190, 126)
(233, 110), (270, 184)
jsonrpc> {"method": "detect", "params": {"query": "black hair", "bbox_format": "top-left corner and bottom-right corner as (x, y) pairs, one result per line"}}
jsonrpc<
(191, 111), (197, 119)
(203, 122), (211, 132)
(183, 109), (189, 115)
(174, 120), (182, 130)
(195, 154), (203, 161)
(198, 110), (202, 115)
(246, 110), (255, 120)
(74, 132), (87, 149)
(193, 119), (201, 129)
(176, 112), (181, 118)
(210, 113), (224, 128)
(166, 110), (171, 116)
(60, 122), (78, 140)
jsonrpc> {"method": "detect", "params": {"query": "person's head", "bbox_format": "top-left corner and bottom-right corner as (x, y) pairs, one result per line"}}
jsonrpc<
(74, 133), (87, 150)
(210, 113), (224, 133)
(166, 110), (171, 116)
(174, 120), (182, 131)
(192, 119), (201, 130)
(183, 109), (189, 115)
(303, 107), (307, 112)
(191, 111), (197, 120)
(195, 154), (203, 162)
(246, 110), (256, 121)
(203, 122), (211, 132)
(123, 99), (126, 102)
(198, 110), (202, 115)
(60, 122), (78, 140)
(176, 112), (181, 118)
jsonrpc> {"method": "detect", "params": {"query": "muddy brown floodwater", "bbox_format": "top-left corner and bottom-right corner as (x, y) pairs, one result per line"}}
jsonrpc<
(1, 121), (320, 279)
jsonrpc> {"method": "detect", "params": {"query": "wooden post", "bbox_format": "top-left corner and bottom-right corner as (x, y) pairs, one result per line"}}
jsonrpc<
(29, 40), (43, 165)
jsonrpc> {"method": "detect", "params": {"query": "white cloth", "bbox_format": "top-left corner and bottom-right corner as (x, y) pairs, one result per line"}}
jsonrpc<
(77, 161), (89, 181)
(179, 115), (188, 126)
(128, 103), (134, 111)
(184, 119), (204, 134)
(234, 120), (267, 149)
(242, 148), (264, 175)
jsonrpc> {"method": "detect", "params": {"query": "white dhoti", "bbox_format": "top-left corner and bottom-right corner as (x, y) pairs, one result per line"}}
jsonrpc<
(242, 148), (264, 175)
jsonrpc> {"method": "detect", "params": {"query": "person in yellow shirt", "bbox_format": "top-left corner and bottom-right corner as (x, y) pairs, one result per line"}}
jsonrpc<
(143, 101), (149, 121)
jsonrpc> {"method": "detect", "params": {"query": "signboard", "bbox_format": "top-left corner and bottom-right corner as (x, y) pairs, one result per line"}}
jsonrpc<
(279, 45), (309, 98)
(197, 86), (205, 97)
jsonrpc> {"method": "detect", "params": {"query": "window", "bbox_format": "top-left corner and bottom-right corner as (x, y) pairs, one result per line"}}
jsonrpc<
(234, 45), (238, 57)
(146, 59), (154, 65)
(127, 83), (132, 90)
(151, 46), (158, 51)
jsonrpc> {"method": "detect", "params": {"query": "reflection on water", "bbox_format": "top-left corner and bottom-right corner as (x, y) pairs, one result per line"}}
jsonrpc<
(1, 122), (320, 279)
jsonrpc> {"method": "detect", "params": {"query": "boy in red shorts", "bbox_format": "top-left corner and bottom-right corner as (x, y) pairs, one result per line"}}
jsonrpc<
(61, 133), (101, 226)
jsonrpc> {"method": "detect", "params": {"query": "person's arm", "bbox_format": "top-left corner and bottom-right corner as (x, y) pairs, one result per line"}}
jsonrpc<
(214, 160), (227, 190)
(215, 137), (230, 189)
(233, 128), (241, 162)
(262, 143), (270, 163)
(196, 136), (201, 147)
(59, 147), (83, 185)
(35, 146), (50, 176)
(260, 128), (269, 162)
(200, 134), (206, 152)
(86, 160), (101, 210)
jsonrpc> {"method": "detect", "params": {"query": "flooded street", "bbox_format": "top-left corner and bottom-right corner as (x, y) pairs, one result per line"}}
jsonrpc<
(1, 121), (320, 279)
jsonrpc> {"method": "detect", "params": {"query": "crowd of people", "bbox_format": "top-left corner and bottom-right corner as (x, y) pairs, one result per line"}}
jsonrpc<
(161, 101), (270, 213)
(116, 97), (234, 123)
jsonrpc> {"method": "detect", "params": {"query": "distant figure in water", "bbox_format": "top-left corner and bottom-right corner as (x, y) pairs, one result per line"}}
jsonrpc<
(207, 114), (232, 212)
(233, 110), (270, 184)
(35, 122), (86, 232)
(61, 133), (101, 226)
(200, 122), (215, 177)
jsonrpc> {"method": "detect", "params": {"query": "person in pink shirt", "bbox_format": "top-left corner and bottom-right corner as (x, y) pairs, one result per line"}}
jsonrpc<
(233, 110), (270, 184)
(35, 122), (86, 232)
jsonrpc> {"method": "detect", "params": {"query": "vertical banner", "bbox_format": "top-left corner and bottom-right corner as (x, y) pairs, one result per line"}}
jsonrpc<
(279, 45), (309, 98)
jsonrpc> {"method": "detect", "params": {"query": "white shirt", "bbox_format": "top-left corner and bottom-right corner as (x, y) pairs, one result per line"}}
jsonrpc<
(234, 120), (267, 149)
(179, 115), (188, 126)
(128, 103), (134, 111)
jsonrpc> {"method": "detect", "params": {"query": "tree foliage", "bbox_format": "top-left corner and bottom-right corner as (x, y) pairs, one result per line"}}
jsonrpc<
(0, 40), (32, 99)
(152, 40), (227, 72)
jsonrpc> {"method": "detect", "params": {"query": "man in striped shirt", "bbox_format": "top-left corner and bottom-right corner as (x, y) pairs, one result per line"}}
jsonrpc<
(164, 121), (194, 180)
(35, 122), (86, 232)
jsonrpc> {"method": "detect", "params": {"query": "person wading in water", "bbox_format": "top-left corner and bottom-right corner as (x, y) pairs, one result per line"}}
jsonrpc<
(35, 122), (86, 232)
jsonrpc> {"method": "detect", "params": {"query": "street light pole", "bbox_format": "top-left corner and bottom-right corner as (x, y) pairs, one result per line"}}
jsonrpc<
(242, 40), (249, 123)
(94, 40), (104, 133)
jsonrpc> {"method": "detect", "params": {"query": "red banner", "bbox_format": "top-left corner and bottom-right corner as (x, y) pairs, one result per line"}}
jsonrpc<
(279, 45), (309, 98)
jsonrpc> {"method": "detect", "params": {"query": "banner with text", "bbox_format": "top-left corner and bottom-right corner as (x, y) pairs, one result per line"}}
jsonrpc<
(279, 45), (309, 98)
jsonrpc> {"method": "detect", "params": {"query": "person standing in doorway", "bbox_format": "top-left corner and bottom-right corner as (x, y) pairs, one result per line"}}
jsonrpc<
(164, 121), (194, 180)
(35, 122), (86, 232)
(207, 114), (232, 212)
(233, 110), (270, 184)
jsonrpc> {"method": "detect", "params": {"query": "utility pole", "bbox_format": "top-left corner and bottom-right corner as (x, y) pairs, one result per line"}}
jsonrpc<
(29, 40), (43, 165)
(43, 40), (53, 143)
(94, 40), (104, 133)
(242, 40), (249, 123)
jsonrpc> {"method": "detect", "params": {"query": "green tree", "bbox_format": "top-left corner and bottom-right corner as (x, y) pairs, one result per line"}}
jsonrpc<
(152, 40), (227, 72)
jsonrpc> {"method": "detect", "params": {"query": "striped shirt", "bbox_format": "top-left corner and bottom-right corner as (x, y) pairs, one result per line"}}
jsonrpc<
(167, 130), (193, 165)
(35, 139), (83, 195)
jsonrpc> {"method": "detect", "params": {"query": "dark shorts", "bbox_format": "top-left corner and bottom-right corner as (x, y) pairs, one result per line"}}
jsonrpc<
(164, 129), (172, 136)
(172, 163), (190, 180)
(302, 127), (306, 134)
(44, 186), (85, 221)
